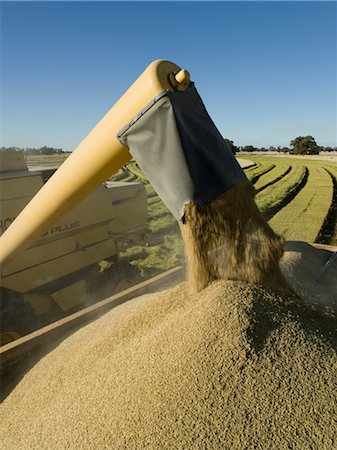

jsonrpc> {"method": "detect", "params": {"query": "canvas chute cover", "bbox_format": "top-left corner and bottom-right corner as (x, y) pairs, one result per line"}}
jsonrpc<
(118, 83), (245, 220)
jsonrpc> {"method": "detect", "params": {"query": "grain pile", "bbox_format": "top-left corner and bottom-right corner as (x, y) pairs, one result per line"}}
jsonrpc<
(1, 280), (336, 449)
(180, 180), (285, 292)
(280, 240), (337, 318)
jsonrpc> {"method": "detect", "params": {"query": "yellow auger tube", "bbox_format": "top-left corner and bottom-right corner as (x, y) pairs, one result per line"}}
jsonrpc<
(0, 60), (190, 265)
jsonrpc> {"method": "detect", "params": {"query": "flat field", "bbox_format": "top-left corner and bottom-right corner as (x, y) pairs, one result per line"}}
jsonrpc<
(26, 153), (337, 276)
(25, 154), (69, 168)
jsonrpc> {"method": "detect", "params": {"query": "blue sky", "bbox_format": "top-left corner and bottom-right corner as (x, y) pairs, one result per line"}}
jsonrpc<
(1, 1), (336, 150)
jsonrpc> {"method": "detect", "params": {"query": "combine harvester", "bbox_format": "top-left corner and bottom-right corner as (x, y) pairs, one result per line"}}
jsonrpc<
(0, 150), (149, 346)
(0, 60), (336, 375)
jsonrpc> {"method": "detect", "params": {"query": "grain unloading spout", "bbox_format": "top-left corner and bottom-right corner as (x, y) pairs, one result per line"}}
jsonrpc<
(0, 61), (187, 264)
(117, 81), (245, 220)
(0, 59), (246, 266)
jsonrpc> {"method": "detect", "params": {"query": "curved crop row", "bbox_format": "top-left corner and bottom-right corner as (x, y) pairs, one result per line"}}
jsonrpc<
(121, 171), (138, 183)
(317, 166), (337, 245)
(244, 162), (260, 172)
(269, 165), (333, 242)
(124, 162), (147, 181)
(254, 164), (291, 193)
(111, 166), (138, 183)
(110, 168), (129, 182)
(256, 164), (307, 218)
(245, 162), (275, 184)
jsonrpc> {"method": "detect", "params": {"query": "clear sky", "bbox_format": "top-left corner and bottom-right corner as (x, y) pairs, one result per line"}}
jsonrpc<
(1, 1), (336, 150)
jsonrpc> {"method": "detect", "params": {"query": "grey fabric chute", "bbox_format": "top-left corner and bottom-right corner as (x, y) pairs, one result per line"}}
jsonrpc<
(117, 83), (245, 220)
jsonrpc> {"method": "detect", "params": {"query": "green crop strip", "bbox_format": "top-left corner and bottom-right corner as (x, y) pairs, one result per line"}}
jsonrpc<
(255, 164), (307, 218)
(269, 165), (333, 242)
(245, 162), (275, 184)
(254, 164), (291, 193)
(247, 155), (336, 244)
(244, 162), (259, 171)
(317, 166), (337, 245)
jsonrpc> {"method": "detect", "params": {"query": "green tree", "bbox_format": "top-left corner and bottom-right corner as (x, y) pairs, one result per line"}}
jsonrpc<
(321, 146), (336, 152)
(224, 139), (238, 154)
(242, 145), (256, 153)
(290, 136), (319, 155)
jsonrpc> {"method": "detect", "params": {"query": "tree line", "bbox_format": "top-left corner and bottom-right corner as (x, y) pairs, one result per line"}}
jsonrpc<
(225, 136), (336, 155)
(0, 146), (69, 155)
(1, 136), (336, 156)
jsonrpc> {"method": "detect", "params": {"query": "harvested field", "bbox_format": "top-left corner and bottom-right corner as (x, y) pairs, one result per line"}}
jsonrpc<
(24, 154), (337, 278)
(254, 163), (291, 193)
(25, 153), (69, 168)
(119, 155), (337, 279)
(318, 167), (337, 244)
(245, 161), (275, 184)
(269, 165), (333, 242)
(246, 156), (337, 245)
(256, 164), (308, 218)
(1, 280), (336, 449)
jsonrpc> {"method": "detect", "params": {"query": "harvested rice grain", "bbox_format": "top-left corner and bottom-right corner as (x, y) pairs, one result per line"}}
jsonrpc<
(280, 241), (337, 317)
(1, 280), (336, 449)
(180, 180), (285, 292)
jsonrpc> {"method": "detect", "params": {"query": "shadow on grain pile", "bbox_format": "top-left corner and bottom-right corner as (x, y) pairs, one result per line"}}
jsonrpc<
(0, 280), (336, 449)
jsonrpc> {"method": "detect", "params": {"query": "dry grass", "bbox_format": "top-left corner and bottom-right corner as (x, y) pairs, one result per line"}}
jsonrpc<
(0, 280), (336, 449)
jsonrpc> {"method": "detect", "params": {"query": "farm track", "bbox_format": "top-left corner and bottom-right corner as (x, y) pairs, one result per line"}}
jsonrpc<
(262, 167), (309, 221)
(316, 168), (337, 245)
(255, 165), (292, 193)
